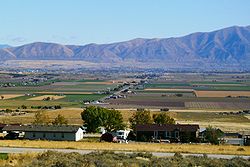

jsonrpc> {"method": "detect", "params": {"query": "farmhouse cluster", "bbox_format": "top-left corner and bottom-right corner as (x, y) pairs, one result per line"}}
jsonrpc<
(0, 123), (249, 146)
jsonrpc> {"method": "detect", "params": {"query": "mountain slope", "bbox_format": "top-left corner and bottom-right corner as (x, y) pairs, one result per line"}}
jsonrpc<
(0, 44), (11, 49)
(1, 25), (250, 69)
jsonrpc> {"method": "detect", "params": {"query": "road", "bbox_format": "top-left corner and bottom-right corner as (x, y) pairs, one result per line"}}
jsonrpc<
(0, 147), (249, 159)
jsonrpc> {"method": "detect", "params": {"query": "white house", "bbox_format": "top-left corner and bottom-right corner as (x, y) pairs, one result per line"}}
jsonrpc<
(3, 125), (84, 141)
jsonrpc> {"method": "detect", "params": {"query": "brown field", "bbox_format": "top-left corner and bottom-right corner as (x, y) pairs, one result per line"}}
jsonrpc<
(0, 94), (24, 100)
(195, 90), (250, 97)
(108, 99), (185, 108)
(36, 92), (95, 95)
(185, 101), (250, 109)
(0, 140), (249, 155)
(81, 82), (114, 85)
(27, 95), (65, 101)
(0, 108), (83, 125)
(177, 121), (250, 133)
(145, 88), (194, 92)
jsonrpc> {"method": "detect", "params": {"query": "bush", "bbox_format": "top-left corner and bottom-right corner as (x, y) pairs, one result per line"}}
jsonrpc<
(237, 147), (245, 151)
(1, 151), (250, 167)
(0, 153), (8, 160)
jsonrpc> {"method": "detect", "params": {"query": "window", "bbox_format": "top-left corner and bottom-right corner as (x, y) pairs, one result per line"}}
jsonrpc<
(43, 133), (46, 138)
(175, 131), (179, 138)
(53, 133), (56, 137)
(165, 131), (169, 137)
(33, 133), (36, 137)
(61, 133), (64, 138)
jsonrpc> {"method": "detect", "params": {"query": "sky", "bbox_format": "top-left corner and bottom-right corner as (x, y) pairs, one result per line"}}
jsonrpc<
(0, 0), (250, 46)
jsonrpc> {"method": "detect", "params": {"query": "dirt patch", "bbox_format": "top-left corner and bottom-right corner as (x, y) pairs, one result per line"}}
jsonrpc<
(0, 94), (24, 100)
(27, 95), (65, 101)
(195, 91), (250, 97)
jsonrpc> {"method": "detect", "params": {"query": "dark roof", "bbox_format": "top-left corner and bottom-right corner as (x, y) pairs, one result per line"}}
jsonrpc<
(136, 124), (199, 132)
(3, 125), (81, 133)
(0, 124), (6, 128)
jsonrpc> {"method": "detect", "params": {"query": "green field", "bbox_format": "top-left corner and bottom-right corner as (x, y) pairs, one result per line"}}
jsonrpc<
(143, 80), (250, 91)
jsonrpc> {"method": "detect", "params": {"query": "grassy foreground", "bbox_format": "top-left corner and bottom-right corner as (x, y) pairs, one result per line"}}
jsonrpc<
(0, 140), (250, 155)
(1, 151), (249, 167)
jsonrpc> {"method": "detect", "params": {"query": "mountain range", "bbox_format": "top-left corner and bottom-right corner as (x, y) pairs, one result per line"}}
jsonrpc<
(0, 44), (11, 49)
(1, 25), (250, 70)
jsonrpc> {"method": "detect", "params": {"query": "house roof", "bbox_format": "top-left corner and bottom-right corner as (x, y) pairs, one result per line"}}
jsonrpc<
(136, 124), (199, 132)
(3, 125), (81, 133)
(0, 124), (6, 128)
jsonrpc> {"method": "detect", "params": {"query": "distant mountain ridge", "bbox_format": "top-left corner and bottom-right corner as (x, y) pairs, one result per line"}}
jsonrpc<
(0, 44), (11, 49)
(1, 25), (250, 70)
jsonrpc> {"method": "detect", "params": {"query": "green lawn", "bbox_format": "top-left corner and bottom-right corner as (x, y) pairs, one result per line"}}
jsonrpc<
(0, 153), (8, 160)
(58, 94), (106, 102)
(145, 83), (191, 88)
(0, 100), (80, 109)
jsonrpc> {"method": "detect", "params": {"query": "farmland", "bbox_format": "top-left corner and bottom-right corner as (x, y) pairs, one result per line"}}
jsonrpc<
(1, 72), (250, 134)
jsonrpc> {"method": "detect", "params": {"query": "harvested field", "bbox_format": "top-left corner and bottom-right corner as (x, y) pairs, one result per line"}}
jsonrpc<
(108, 99), (185, 108)
(145, 88), (194, 92)
(185, 102), (250, 110)
(80, 82), (114, 85)
(1, 140), (250, 155)
(195, 90), (250, 97)
(27, 95), (65, 101)
(0, 94), (24, 100)
(36, 92), (95, 95)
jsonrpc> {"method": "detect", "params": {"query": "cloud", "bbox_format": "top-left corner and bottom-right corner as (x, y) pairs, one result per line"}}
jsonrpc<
(11, 37), (27, 43)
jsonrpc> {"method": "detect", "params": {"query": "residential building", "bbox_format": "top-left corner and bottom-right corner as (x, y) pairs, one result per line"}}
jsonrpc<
(3, 125), (84, 141)
(135, 124), (200, 143)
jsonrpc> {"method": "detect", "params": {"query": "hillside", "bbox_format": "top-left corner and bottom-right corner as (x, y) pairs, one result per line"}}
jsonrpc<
(1, 25), (250, 70)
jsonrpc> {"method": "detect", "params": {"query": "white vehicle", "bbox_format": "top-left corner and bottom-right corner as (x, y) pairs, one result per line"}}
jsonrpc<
(116, 130), (130, 140)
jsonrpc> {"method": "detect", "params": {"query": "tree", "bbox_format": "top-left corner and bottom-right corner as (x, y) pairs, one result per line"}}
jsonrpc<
(33, 110), (49, 125)
(1, 95), (4, 100)
(102, 109), (125, 132)
(52, 114), (68, 125)
(204, 126), (224, 145)
(21, 105), (27, 109)
(153, 113), (175, 124)
(129, 110), (153, 131)
(81, 106), (103, 132)
(81, 106), (125, 133)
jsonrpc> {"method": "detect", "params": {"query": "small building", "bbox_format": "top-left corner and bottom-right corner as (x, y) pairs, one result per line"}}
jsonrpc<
(136, 124), (200, 143)
(223, 138), (245, 146)
(3, 125), (84, 141)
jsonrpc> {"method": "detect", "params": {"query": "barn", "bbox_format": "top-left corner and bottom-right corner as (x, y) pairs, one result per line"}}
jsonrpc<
(3, 125), (84, 141)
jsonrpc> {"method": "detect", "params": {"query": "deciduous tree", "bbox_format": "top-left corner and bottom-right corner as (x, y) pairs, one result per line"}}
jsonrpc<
(153, 113), (175, 124)
(33, 110), (49, 125)
(81, 106), (125, 133)
(129, 110), (153, 131)
(52, 114), (68, 125)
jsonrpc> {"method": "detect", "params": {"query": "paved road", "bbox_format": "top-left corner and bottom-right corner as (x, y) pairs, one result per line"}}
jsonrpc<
(1, 147), (249, 159)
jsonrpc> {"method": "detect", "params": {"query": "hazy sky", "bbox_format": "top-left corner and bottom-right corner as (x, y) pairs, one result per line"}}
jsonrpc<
(0, 0), (250, 46)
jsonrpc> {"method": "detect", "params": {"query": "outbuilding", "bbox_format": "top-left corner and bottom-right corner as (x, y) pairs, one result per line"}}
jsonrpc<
(3, 125), (84, 141)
